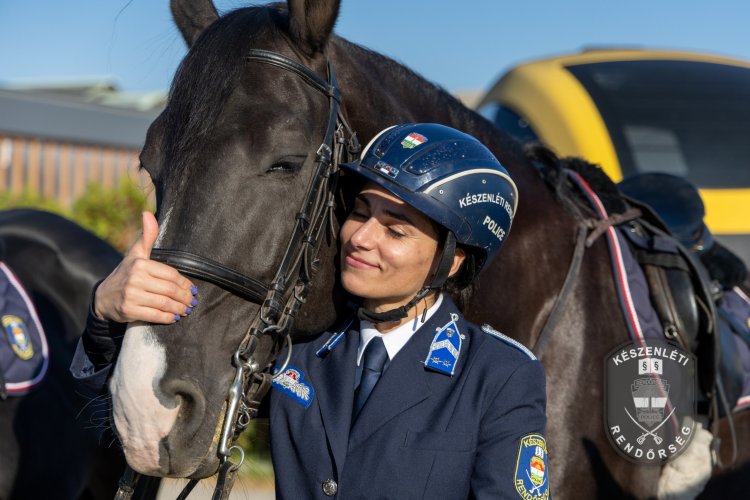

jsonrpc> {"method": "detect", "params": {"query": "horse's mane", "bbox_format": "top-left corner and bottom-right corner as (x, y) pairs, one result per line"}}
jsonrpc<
(526, 143), (628, 216)
(331, 36), (525, 170)
(334, 37), (466, 108)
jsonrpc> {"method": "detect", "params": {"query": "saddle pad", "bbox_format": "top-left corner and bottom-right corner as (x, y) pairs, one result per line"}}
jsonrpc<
(0, 261), (48, 398)
(569, 170), (750, 413)
(722, 287), (750, 411)
(566, 170), (662, 344)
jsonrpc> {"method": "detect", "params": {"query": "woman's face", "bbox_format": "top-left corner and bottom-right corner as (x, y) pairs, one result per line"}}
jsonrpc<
(340, 183), (440, 312)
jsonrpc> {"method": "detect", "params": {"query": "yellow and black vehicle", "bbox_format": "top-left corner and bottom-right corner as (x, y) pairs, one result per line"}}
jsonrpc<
(478, 49), (750, 264)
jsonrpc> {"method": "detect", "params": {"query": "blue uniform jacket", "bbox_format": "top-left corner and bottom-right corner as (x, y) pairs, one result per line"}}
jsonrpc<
(269, 296), (548, 499)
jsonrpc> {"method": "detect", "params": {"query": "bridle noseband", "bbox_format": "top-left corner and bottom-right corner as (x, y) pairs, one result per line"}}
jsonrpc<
(116, 49), (360, 500)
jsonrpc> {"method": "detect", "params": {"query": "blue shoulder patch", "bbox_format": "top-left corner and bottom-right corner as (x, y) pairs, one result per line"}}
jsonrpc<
(514, 433), (549, 499)
(272, 365), (315, 408)
(481, 324), (536, 360)
(424, 314), (463, 376)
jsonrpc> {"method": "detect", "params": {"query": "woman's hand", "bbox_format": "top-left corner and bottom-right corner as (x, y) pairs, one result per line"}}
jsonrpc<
(93, 212), (196, 324)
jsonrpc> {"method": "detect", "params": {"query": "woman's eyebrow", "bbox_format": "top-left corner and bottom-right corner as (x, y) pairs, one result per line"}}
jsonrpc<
(384, 209), (415, 225)
(356, 193), (416, 225)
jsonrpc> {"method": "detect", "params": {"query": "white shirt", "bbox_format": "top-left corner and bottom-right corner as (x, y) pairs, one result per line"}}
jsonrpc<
(356, 293), (444, 366)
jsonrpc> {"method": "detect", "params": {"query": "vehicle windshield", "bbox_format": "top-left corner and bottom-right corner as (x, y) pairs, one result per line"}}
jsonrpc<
(566, 60), (750, 189)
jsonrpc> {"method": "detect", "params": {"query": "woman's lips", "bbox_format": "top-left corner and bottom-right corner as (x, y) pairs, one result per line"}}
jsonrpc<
(345, 253), (378, 269)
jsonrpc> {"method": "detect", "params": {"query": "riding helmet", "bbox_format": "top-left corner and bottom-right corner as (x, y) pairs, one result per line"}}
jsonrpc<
(341, 123), (518, 289)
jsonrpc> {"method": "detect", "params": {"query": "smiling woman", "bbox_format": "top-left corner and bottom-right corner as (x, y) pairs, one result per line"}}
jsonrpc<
(263, 123), (548, 499)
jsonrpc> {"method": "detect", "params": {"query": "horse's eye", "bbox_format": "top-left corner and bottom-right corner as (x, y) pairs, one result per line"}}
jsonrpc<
(267, 155), (306, 173)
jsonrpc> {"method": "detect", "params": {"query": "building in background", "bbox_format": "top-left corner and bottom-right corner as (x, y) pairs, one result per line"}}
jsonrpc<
(0, 78), (165, 207)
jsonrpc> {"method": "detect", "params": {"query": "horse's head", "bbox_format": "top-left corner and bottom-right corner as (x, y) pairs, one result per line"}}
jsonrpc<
(109, 0), (350, 477)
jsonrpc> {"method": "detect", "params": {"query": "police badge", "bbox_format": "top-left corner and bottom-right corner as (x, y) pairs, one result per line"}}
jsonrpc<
(514, 433), (549, 499)
(4, 315), (34, 360)
(605, 340), (696, 464)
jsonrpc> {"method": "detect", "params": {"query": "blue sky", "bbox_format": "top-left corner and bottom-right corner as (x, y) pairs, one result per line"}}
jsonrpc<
(1, 1), (749, 94)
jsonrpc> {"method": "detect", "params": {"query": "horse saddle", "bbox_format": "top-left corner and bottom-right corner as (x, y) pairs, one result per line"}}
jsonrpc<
(617, 198), (750, 416)
(0, 261), (48, 399)
(560, 167), (730, 415)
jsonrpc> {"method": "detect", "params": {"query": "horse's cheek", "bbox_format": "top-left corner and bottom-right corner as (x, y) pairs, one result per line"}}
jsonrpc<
(109, 323), (180, 473)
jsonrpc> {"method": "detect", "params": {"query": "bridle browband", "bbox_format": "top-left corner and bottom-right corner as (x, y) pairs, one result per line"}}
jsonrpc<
(115, 49), (359, 500)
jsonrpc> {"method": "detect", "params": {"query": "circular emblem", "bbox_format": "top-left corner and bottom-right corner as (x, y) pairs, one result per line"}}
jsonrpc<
(3, 314), (34, 360)
(604, 340), (696, 464)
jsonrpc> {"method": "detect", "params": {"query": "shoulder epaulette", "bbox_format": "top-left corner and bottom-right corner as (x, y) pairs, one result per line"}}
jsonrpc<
(481, 324), (537, 360)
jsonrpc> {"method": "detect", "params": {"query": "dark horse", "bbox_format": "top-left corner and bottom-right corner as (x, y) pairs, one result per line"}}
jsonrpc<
(107, 0), (750, 497)
(0, 209), (125, 499)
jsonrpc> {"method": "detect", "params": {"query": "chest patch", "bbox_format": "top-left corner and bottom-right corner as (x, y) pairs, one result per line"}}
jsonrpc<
(514, 433), (549, 499)
(272, 365), (315, 408)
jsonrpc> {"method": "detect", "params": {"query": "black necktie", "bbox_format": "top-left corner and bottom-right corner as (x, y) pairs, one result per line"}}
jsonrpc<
(352, 337), (388, 421)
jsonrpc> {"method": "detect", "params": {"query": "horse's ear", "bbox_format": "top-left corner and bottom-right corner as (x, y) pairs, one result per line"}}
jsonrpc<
(170, 0), (219, 47)
(287, 0), (340, 56)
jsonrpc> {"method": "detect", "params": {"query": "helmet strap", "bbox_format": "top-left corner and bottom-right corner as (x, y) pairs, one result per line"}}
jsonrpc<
(357, 287), (432, 324)
(428, 231), (456, 289)
(357, 232), (457, 324)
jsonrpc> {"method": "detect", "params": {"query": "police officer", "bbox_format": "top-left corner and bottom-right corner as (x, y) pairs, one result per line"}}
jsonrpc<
(72, 123), (549, 499)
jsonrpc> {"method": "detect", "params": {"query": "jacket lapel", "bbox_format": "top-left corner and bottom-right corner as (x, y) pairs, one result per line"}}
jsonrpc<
(309, 324), (359, 476)
(348, 298), (469, 447)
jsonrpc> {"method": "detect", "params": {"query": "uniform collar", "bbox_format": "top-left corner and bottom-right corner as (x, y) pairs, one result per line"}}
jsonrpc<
(348, 295), (471, 447)
(357, 294), (444, 365)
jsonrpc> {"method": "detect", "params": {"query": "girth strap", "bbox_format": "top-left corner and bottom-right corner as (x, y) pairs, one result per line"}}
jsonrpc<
(150, 249), (269, 304)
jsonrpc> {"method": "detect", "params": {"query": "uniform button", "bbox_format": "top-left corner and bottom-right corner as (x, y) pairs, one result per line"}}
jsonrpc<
(322, 478), (338, 496)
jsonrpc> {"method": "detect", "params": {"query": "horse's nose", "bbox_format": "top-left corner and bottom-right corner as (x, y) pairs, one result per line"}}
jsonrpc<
(161, 377), (207, 440)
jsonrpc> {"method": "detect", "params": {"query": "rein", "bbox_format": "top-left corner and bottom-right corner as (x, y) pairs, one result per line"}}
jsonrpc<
(115, 49), (360, 500)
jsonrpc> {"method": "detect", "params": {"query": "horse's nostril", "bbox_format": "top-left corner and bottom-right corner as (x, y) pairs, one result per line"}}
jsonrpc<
(161, 379), (207, 438)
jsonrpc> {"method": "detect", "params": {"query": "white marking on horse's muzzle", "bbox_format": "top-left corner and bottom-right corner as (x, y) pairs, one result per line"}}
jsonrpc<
(110, 323), (179, 474)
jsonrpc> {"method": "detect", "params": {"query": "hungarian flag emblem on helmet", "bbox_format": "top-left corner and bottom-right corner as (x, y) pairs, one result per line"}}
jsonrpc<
(401, 132), (427, 149)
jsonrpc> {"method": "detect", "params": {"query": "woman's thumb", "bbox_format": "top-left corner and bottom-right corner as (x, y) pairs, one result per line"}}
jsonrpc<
(132, 211), (159, 258)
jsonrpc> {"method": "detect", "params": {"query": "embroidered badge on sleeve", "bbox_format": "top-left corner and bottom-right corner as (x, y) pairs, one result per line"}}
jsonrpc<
(4, 315), (33, 360)
(272, 365), (315, 408)
(514, 433), (549, 499)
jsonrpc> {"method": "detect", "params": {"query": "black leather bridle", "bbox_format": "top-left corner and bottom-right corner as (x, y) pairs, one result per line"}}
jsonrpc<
(114, 49), (359, 500)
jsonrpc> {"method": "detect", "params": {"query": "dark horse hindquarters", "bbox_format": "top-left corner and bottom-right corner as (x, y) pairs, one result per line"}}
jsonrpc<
(0, 209), (124, 500)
